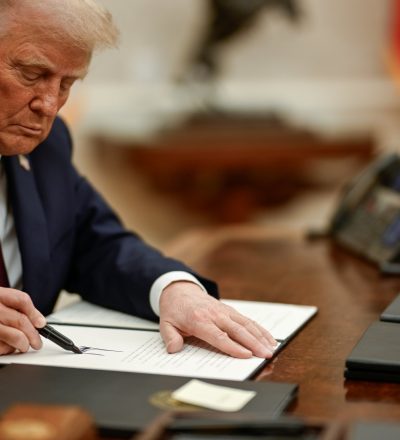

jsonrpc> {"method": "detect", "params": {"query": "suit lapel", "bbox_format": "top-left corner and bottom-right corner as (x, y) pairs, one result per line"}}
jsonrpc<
(3, 155), (50, 304)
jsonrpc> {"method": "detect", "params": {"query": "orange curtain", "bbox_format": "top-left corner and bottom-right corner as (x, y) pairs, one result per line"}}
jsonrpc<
(387, 0), (400, 86)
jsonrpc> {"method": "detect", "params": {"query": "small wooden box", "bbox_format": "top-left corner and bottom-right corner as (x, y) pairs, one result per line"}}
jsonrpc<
(0, 404), (98, 440)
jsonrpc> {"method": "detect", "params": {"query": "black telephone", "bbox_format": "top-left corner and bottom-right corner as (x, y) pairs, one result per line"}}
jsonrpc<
(330, 153), (400, 273)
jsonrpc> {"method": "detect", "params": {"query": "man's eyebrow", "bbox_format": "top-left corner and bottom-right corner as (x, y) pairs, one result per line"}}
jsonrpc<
(16, 59), (53, 70)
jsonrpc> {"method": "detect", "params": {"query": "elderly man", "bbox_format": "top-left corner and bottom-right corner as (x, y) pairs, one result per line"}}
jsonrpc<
(0, 0), (276, 359)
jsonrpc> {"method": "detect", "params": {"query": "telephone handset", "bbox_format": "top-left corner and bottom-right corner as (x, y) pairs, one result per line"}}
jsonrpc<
(330, 153), (400, 273)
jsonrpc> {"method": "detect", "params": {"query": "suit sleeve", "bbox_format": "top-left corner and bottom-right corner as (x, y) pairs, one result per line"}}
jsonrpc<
(60, 131), (218, 321)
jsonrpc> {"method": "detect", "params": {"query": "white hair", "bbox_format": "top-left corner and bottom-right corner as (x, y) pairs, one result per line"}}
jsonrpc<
(0, 0), (119, 52)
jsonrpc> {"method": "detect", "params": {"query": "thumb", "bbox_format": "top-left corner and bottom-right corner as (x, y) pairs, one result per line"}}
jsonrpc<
(160, 321), (184, 353)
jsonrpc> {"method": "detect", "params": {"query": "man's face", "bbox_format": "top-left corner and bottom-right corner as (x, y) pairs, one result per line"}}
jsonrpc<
(0, 20), (90, 155)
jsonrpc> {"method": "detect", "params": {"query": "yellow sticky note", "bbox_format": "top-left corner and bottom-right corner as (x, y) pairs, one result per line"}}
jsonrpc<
(172, 379), (256, 412)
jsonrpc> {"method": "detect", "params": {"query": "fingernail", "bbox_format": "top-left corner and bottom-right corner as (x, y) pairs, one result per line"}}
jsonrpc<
(32, 338), (43, 350)
(166, 340), (178, 353)
(33, 315), (46, 328)
(261, 347), (273, 358)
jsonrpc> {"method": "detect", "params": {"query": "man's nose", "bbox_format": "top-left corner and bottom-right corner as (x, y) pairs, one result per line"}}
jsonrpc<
(29, 87), (61, 117)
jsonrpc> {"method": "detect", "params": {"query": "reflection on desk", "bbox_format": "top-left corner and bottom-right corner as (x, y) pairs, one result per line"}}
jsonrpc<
(166, 225), (400, 420)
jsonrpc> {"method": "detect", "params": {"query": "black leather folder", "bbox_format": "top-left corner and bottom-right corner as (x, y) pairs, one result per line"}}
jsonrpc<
(381, 293), (400, 323)
(165, 415), (328, 439)
(344, 321), (400, 382)
(347, 421), (400, 440)
(0, 364), (298, 437)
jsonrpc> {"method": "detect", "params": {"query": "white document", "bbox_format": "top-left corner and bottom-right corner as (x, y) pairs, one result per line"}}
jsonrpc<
(47, 299), (317, 341)
(47, 301), (159, 330)
(1, 325), (267, 381)
(222, 299), (317, 341)
(0, 299), (317, 381)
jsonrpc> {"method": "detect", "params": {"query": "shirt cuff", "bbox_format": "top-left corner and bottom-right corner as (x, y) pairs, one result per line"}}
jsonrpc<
(149, 271), (206, 316)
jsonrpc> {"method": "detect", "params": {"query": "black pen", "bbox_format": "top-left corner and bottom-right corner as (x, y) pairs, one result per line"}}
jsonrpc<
(37, 324), (82, 354)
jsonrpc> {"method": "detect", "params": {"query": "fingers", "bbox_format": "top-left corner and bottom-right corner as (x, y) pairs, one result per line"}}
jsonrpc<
(159, 282), (278, 359)
(216, 314), (274, 358)
(0, 323), (30, 353)
(161, 316), (254, 358)
(0, 288), (45, 354)
(0, 289), (46, 328)
(192, 321), (253, 358)
(0, 340), (15, 355)
(0, 308), (42, 350)
(230, 311), (276, 345)
(160, 320), (185, 353)
(229, 311), (277, 347)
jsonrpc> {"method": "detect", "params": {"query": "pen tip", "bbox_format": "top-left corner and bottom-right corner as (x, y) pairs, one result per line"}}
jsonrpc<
(72, 345), (83, 354)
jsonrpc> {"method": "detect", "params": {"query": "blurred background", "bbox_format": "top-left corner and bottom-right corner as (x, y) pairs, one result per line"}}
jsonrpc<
(60, 0), (400, 250)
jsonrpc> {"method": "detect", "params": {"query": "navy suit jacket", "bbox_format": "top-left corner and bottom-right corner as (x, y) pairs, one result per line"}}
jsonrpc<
(3, 117), (218, 319)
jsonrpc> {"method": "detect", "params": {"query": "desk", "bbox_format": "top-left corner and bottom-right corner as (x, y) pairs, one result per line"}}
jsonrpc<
(166, 226), (400, 421)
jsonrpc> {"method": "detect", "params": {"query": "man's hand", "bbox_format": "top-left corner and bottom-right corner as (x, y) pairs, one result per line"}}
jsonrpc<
(0, 288), (46, 355)
(159, 282), (277, 358)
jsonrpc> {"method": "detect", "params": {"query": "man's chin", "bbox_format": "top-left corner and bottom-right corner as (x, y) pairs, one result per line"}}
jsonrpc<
(0, 133), (45, 156)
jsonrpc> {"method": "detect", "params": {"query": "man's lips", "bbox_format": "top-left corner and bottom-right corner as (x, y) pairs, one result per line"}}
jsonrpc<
(12, 124), (43, 136)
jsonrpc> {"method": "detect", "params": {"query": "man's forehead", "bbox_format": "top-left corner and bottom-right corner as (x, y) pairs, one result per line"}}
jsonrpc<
(9, 32), (90, 79)
(4, 9), (91, 71)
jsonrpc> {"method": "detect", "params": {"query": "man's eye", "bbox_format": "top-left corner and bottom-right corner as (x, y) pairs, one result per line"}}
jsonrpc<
(21, 71), (41, 81)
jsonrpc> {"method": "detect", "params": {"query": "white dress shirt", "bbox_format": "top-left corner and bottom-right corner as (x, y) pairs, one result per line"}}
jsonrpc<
(0, 157), (204, 316)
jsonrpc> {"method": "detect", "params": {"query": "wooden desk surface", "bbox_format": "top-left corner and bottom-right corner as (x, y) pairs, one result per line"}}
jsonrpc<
(166, 226), (400, 422)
